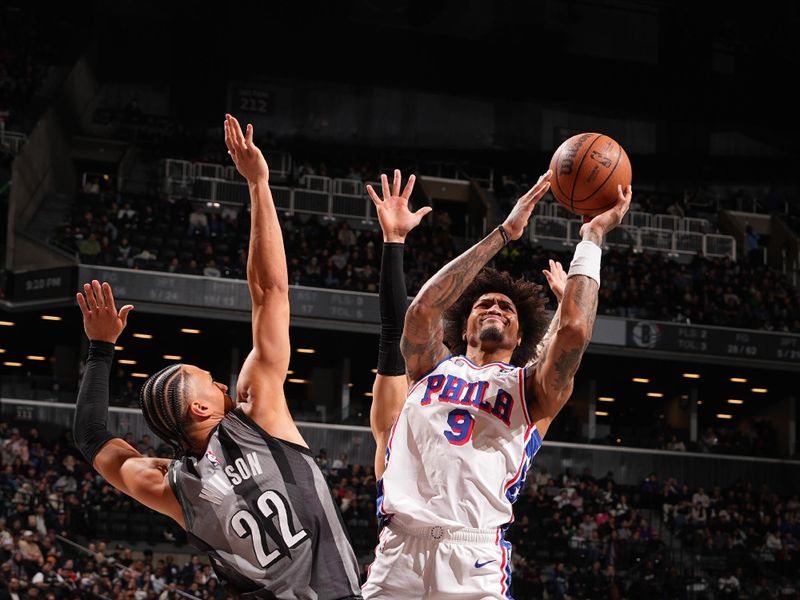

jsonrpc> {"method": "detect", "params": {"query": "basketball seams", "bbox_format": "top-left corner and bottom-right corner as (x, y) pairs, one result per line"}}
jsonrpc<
(568, 133), (603, 209)
(572, 143), (625, 204)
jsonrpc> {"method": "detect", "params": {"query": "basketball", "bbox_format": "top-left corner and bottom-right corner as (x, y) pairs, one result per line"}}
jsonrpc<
(548, 133), (632, 217)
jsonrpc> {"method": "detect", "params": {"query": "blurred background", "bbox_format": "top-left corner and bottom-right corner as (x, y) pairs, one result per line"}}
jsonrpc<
(0, 1), (798, 598)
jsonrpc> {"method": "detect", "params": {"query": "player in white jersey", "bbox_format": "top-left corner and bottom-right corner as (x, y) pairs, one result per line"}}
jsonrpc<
(363, 169), (632, 599)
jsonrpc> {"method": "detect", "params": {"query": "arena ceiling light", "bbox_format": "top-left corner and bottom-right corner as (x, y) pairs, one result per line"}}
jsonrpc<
(118, 359), (137, 365)
(0, 321), (14, 326)
(727, 399), (744, 405)
(287, 378), (310, 384)
(180, 328), (201, 334)
(632, 377), (650, 383)
(286, 370), (294, 375)
(647, 392), (664, 398)
(0, 349), (6, 354)
(3, 361), (23, 367)
(163, 355), (182, 360)
(751, 388), (768, 393)
(371, 368), (378, 374)
(297, 348), (316, 354)
(26, 356), (46, 361)
(598, 396), (615, 402)
(114, 346), (124, 351)
(133, 333), (153, 339)
(365, 392), (374, 397)
(697, 400), (703, 405)
(131, 373), (149, 378)
(716, 413), (733, 419)
(40, 315), (62, 321)
(595, 411), (609, 416)
(682, 373), (701, 379)
(730, 377), (748, 383)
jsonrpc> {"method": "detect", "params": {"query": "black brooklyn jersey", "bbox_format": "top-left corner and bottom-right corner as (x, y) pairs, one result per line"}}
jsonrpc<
(169, 408), (361, 599)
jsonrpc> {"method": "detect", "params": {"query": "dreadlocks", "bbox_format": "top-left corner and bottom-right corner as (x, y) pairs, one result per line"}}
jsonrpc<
(443, 268), (550, 367)
(139, 364), (193, 456)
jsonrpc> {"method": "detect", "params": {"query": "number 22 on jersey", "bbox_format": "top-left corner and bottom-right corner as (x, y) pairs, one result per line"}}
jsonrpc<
(231, 489), (309, 568)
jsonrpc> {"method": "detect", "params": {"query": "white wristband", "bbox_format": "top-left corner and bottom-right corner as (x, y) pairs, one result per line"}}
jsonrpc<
(567, 240), (601, 286)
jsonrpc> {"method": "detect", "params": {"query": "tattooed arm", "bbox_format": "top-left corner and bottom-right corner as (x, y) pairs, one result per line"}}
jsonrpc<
(528, 185), (632, 438)
(402, 170), (552, 382)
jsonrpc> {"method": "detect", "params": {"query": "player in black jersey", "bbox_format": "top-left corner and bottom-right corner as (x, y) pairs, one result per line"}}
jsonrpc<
(73, 115), (362, 599)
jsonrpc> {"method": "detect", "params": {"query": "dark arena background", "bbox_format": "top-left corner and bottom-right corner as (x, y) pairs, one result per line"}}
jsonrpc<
(1, 1), (799, 598)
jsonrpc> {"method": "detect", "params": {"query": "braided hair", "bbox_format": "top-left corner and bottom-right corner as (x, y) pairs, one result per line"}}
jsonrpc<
(139, 364), (194, 456)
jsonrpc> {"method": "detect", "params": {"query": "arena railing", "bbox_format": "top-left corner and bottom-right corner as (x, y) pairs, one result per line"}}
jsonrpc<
(0, 129), (28, 155)
(163, 158), (384, 223)
(530, 216), (736, 260)
(3, 397), (798, 493)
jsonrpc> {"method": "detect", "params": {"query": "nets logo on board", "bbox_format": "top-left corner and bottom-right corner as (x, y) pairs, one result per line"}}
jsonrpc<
(631, 322), (661, 348)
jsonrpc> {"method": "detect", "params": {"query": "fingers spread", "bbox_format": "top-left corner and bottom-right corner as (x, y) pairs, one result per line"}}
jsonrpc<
(119, 305), (134, 326)
(366, 184), (382, 207)
(392, 169), (401, 197)
(380, 173), (391, 200)
(103, 282), (116, 311)
(76, 292), (90, 316)
(414, 205), (432, 219)
(84, 283), (99, 308)
(402, 174), (416, 200)
(245, 123), (254, 146)
(92, 280), (105, 308)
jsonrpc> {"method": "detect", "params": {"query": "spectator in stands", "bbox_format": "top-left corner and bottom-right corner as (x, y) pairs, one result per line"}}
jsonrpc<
(337, 222), (357, 247)
(76, 234), (101, 259)
(746, 224), (761, 263)
(187, 207), (209, 237)
(665, 434), (686, 452)
(202, 259), (221, 278)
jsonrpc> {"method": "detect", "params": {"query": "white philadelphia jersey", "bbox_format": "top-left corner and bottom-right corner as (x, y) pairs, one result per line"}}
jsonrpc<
(378, 355), (542, 531)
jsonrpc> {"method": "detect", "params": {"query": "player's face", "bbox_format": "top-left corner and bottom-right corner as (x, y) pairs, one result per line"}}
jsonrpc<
(465, 293), (520, 349)
(185, 365), (235, 415)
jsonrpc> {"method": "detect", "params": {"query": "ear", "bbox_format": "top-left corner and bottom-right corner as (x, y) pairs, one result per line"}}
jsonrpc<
(188, 398), (212, 418)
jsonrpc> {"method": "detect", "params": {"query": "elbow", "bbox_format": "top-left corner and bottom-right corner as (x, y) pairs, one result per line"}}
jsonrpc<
(557, 319), (591, 345)
(249, 281), (289, 304)
(405, 299), (437, 324)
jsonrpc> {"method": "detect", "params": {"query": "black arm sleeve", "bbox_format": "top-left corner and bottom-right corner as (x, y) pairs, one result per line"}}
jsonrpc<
(73, 340), (119, 464)
(377, 242), (408, 376)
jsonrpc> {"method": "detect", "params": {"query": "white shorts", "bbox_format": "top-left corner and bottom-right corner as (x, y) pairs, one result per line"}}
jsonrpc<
(361, 522), (514, 600)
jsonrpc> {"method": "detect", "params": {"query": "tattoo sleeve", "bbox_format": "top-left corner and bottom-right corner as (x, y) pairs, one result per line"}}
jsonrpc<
(529, 273), (599, 421)
(402, 228), (506, 380)
(529, 305), (561, 367)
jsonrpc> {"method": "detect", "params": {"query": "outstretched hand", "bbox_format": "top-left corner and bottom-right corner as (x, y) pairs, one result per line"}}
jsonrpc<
(76, 280), (134, 344)
(502, 170), (552, 241)
(224, 114), (269, 184)
(580, 184), (633, 242)
(366, 169), (432, 243)
(542, 259), (567, 304)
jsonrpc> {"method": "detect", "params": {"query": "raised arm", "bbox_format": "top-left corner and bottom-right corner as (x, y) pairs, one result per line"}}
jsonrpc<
(402, 170), (552, 381)
(529, 185), (632, 438)
(529, 259), (567, 367)
(367, 170), (430, 477)
(73, 280), (184, 526)
(225, 115), (304, 445)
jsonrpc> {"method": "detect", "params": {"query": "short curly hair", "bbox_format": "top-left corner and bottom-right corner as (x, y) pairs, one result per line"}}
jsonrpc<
(443, 268), (550, 367)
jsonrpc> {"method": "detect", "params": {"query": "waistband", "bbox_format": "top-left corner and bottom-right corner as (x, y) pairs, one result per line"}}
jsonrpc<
(387, 521), (499, 544)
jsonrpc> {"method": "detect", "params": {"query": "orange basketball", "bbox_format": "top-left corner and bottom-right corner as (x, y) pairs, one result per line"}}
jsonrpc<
(548, 133), (632, 217)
